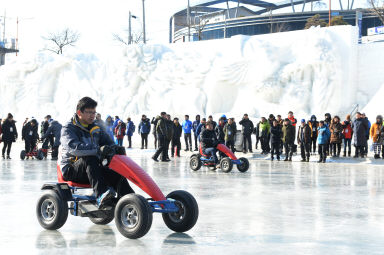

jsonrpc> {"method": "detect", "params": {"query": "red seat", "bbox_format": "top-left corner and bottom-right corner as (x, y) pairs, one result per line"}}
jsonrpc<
(57, 164), (91, 188)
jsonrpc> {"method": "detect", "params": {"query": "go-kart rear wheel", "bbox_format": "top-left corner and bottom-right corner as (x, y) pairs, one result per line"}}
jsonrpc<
(237, 157), (249, 172)
(190, 154), (202, 171)
(162, 190), (199, 233)
(89, 208), (115, 225)
(20, 150), (26, 160)
(220, 157), (233, 173)
(36, 190), (68, 230)
(37, 149), (45, 160)
(114, 194), (153, 239)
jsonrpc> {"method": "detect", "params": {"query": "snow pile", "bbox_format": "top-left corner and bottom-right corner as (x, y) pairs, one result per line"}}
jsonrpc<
(0, 25), (383, 123)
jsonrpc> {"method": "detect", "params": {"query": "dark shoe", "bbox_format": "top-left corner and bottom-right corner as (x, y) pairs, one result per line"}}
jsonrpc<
(194, 148), (198, 151)
(161, 159), (171, 162)
(1, 154), (4, 159)
(152, 156), (159, 162)
(51, 157), (58, 160)
(249, 150), (253, 153)
(7, 155), (12, 159)
(171, 155), (174, 157)
(361, 155), (365, 158)
(322, 158), (326, 163)
(343, 152), (346, 157)
(284, 158), (289, 161)
(184, 149), (188, 152)
(190, 148), (193, 152)
(141, 147), (144, 150)
(317, 159), (322, 163)
(301, 159), (306, 162)
(271, 157), (274, 161)
(96, 188), (116, 208)
(277, 157), (280, 161)
(353, 155), (358, 158)
(306, 157), (309, 162)
(288, 157), (292, 161)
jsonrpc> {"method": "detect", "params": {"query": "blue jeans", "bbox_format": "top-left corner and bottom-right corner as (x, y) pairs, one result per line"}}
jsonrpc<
(204, 147), (218, 163)
(343, 138), (351, 154)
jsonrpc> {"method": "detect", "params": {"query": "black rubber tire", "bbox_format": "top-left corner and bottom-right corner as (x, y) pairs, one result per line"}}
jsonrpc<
(20, 150), (26, 160)
(220, 157), (233, 173)
(89, 208), (115, 225)
(162, 190), (199, 233)
(190, 154), (202, 171)
(36, 190), (68, 230)
(37, 149), (45, 160)
(237, 157), (249, 172)
(114, 194), (153, 239)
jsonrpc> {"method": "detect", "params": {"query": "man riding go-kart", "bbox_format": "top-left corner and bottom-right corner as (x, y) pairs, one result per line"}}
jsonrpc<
(200, 121), (220, 167)
(60, 97), (134, 208)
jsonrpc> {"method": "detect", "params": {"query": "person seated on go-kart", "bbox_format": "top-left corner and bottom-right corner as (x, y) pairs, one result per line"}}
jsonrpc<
(200, 121), (220, 165)
(60, 97), (134, 208)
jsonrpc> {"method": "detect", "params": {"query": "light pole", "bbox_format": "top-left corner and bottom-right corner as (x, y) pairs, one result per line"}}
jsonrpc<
(329, 0), (331, 26)
(187, 0), (190, 42)
(128, 11), (137, 45)
(142, 0), (146, 44)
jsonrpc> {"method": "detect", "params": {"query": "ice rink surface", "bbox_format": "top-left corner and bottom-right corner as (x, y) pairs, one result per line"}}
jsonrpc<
(1, 142), (384, 254)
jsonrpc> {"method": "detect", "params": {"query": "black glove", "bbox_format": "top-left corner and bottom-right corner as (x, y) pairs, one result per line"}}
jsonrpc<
(100, 145), (113, 159)
(112, 145), (126, 155)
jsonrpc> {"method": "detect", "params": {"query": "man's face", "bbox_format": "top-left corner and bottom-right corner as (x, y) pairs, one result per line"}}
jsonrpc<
(228, 119), (233, 124)
(273, 121), (277, 127)
(174, 119), (178, 125)
(96, 114), (101, 120)
(284, 120), (289, 126)
(77, 108), (96, 125)
(196, 116), (200, 120)
(142, 115), (146, 120)
(301, 122), (305, 127)
(185, 116), (189, 120)
(243, 115), (248, 119)
(288, 113), (293, 118)
(277, 116), (281, 121)
(356, 113), (361, 119)
(209, 117), (213, 121)
(319, 122), (324, 127)
(207, 124), (213, 130)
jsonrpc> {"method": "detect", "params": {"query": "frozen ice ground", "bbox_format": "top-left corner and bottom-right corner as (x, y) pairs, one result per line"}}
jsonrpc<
(1, 142), (384, 254)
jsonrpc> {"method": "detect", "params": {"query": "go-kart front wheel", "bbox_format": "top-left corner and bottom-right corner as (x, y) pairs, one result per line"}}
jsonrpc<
(36, 190), (68, 230)
(20, 150), (26, 160)
(237, 157), (249, 172)
(37, 149), (45, 160)
(190, 154), (202, 171)
(220, 157), (233, 173)
(89, 208), (115, 225)
(114, 194), (153, 239)
(162, 190), (199, 233)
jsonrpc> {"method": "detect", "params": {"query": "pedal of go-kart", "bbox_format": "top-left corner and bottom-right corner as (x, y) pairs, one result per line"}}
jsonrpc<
(70, 201), (113, 217)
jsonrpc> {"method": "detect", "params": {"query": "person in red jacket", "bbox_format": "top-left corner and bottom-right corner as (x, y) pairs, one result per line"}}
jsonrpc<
(114, 120), (126, 146)
(342, 114), (353, 157)
(288, 111), (297, 127)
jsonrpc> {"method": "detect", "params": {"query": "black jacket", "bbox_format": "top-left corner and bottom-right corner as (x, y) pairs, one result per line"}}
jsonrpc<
(41, 120), (62, 147)
(22, 122), (39, 141)
(172, 123), (182, 140)
(1, 119), (18, 142)
(352, 118), (369, 147)
(270, 125), (282, 144)
(239, 118), (254, 135)
(200, 129), (218, 150)
(215, 124), (225, 143)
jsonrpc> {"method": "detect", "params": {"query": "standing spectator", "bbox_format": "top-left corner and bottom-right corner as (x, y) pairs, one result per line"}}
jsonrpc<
(41, 115), (54, 151)
(270, 120), (282, 161)
(282, 118), (295, 161)
(164, 114), (174, 161)
(2, 114), (17, 159)
(259, 117), (271, 154)
(152, 112), (169, 162)
(151, 116), (159, 149)
(239, 114), (254, 153)
(352, 112), (369, 158)
(114, 120), (126, 146)
(138, 115), (151, 149)
(266, 114), (275, 152)
(330, 116), (343, 157)
(126, 118), (135, 148)
(104, 115), (114, 141)
(95, 113), (105, 131)
(276, 115), (284, 153)
(215, 119), (226, 144)
(224, 118), (236, 153)
(362, 113), (371, 156)
(324, 113), (332, 155)
(308, 115), (319, 154)
(0, 118), (2, 144)
(370, 115), (384, 159)
(208, 115), (217, 129)
(297, 119), (312, 162)
(22, 119), (39, 157)
(342, 115), (353, 157)
(287, 111), (297, 127)
(317, 121), (331, 163)
(254, 120), (261, 150)
(41, 118), (62, 160)
(171, 118), (182, 157)
(192, 115), (201, 151)
(112, 116), (121, 145)
(196, 118), (207, 142)
(182, 115), (193, 151)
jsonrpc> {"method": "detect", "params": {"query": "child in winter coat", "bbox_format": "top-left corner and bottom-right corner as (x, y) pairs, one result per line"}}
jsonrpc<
(126, 118), (135, 148)
(342, 115), (353, 157)
(317, 121), (331, 163)
(330, 116), (343, 157)
(114, 120), (126, 146)
(270, 120), (282, 161)
(370, 115), (384, 159)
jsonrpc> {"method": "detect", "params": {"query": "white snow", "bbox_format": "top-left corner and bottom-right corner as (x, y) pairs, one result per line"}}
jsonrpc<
(0, 25), (383, 124)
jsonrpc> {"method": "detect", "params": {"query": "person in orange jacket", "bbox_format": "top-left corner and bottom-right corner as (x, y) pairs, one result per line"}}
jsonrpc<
(287, 111), (297, 127)
(114, 120), (126, 146)
(370, 115), (384, 159)
(342, 114), (353, 157)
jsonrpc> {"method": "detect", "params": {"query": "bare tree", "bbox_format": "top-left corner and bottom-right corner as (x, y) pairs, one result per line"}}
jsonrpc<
(43, 28), (80, 54)
(192, 17), (209, 41)
(368, 0), (384, 25)
(113, 31), (144, 45)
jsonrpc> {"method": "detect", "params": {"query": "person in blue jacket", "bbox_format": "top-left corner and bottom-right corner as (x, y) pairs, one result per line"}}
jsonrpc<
(112, 116), (120, 144)
(317, 120), (331, 163)
(192, 115), (200, 151)
(126, 117), (135, 148)
(182, 115), (193, 151)
(138, 115), (151, 149)
(196, 118), (207, 143)
(105, 115), (114, 140)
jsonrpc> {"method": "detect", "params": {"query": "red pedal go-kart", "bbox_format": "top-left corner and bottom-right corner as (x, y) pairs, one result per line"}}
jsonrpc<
(36, 147), (199, 239)
(20, 145), (44, 160)
(190, 144), (250, 173)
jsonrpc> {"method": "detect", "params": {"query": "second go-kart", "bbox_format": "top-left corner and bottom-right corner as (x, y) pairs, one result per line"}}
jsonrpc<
(20, 145), (44, 160)
(36, 146), (199, 239)
(190, 143), (249, 173)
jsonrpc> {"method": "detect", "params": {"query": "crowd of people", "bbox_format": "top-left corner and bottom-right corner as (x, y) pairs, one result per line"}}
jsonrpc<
(1, 110), (383, 164)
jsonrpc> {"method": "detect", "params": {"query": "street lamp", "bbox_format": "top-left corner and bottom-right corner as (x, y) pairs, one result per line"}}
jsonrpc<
(142, 0), (146, 44)
(129, 11), (137, 45)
